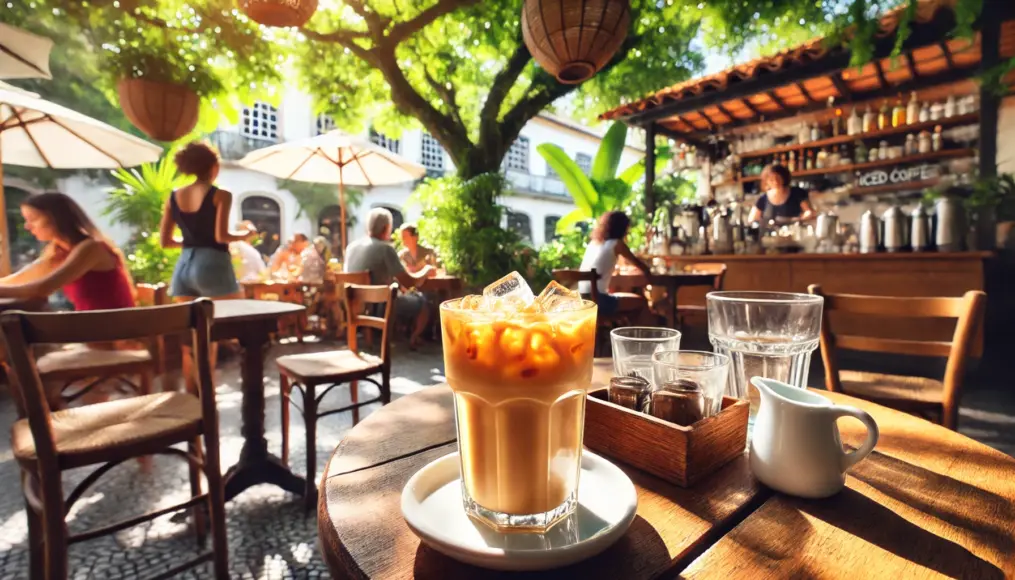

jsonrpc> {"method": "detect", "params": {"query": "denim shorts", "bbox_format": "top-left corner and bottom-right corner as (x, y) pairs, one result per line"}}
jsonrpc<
(170, 247), (240, 298)
(596, 293), (620, 316)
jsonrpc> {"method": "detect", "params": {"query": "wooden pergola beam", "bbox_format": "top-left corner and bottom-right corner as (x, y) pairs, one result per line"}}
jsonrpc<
(940, 41), (955, 69)
(873, 59), (890, 89)
(715, 103), (738, 123)
(830, 72), (853, 101)
(740, 98), (763, 117)
(904, 52), (922, 80)
(796, 82), (818, 104)
(767, 91), (789, 111)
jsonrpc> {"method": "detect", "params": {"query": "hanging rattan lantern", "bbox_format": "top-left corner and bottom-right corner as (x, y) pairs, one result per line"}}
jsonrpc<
(521, 0), (631, 84)
(117, 79), (199, 142)
(241, 0), (318, 28)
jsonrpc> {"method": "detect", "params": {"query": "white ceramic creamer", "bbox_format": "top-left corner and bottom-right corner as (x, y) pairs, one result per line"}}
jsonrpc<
(749, 377), (879, 498)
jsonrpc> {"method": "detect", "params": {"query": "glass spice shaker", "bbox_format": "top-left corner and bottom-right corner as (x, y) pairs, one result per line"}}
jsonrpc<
(649, 379), (705, 426)
(608, 376), (651, 413)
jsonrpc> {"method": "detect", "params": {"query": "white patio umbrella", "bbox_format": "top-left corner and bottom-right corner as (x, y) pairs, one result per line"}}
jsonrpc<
(0, 82), (163, 273)
(237, 129), (427, 254)
(0, 23), (53, 80)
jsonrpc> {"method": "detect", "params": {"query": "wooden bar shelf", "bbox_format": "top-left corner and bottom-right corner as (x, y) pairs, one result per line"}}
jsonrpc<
(736, 112), (979, 160)
(737, 148), (975, 183)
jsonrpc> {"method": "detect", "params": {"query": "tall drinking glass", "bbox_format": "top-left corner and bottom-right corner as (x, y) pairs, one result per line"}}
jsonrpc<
(441, 298), (598, 532)
(610, 327), (682, 383)
(706, 292), (823, 428)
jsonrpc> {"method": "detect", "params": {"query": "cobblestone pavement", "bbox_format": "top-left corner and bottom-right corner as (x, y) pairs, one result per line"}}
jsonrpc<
(0, 338), (446, 579)
(1, 334), (1013, 579)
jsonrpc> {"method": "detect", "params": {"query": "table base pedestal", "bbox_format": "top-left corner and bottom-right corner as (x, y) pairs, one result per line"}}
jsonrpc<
(224, 451), (306, 501)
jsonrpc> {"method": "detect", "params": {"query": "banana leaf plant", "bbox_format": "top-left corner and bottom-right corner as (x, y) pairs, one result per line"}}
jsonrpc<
(106, 154), (188, 238)
(537, 122), (668, 234)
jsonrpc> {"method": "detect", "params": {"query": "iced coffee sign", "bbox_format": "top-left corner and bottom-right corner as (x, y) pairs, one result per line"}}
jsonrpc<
(857, 164), (939, 187)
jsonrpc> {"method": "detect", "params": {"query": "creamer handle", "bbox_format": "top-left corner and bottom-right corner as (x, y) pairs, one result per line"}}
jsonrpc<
(830, 405), (879, 471)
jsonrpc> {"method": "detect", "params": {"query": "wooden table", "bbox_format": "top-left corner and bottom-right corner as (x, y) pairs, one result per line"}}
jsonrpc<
(317, 360), (1015, 579)
(212, 299), (307, 501)
(611, 271), (719, 328)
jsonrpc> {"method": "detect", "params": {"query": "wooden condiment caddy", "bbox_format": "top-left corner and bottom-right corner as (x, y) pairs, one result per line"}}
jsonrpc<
(584, 388), (748, 487)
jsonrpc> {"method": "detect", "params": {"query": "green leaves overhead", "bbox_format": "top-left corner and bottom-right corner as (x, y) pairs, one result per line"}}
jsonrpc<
(591, 122), (627, 183)
(536, 144), (599, 216)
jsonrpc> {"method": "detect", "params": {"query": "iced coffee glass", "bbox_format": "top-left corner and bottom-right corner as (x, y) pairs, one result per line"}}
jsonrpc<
(440, 275), (597, 533)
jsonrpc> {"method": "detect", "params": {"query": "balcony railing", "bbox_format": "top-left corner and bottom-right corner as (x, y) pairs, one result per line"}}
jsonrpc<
(504, 168), (568, 198)
(209, 131), (277, 161)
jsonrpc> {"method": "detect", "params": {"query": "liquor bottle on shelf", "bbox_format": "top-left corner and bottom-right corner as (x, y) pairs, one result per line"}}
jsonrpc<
(805, 150), (815, 171)
(810, 123), (820, 142)
(906, 91), (920, 125)
(877, 101), (889, 130)
(944, 95), (957, 118)
(840, 143), (851, 166)
(919, 101), (931, 123)
(862, 105), (875, 133)
(816, 148), (827, 169)
(892, 97), (905, 128)
(932, 125), (943, 152)
(847, 107), (861, 135)
(854, 140), (867, 164)
(788, 151), (797, 172)
(832, 109), (843, 137)
(905, 134), (917, 156)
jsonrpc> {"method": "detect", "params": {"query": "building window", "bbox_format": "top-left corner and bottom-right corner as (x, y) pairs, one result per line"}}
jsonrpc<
(374, 205), (404, 231)
(505, 136), (530, 172)
(420, 132), (445, 178)
(506, 210), (532, 242)
(544, 215), (561, 242)
(370, 130), (401, 155)
(316, 113), (336, 135)
(576, 153), (592, 175)
(241, 195), (282, 255)
(241, 102), (280, 142)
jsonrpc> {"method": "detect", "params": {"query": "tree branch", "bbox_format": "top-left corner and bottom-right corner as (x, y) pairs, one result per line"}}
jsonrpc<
(388, 0), (482, 44)
(300, 26), (376, 64)
(423, 67), (465, 130)
(345, 0), (390, 37)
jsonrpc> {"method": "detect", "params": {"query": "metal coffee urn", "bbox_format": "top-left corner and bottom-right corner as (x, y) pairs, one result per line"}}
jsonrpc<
(859, 210), (880, 253)
(911, 204), (932, 252)
(882, 204), (909, 252)
(934, 196), (965, 252)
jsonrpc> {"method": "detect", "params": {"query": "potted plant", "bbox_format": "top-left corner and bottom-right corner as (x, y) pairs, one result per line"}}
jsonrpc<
(971, 173), (1015, 250)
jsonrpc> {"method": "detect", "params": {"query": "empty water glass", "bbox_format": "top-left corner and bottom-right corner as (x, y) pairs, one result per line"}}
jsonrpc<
(651, 350), (730, 419)
(610, 327), (681, 383)
(707, 291), (824, 427)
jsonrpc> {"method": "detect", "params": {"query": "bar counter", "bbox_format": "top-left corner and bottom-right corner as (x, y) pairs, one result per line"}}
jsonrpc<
(656, 251), (993, 346)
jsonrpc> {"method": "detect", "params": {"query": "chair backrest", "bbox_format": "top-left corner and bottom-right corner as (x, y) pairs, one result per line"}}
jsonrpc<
(552, 269), (601, 300)
(807, 284), (986, 406)
(135, 283), (168, 307)
(343, 283), (398, 366)
(685, 262), (727, 291)
(0, 300), (217, 473)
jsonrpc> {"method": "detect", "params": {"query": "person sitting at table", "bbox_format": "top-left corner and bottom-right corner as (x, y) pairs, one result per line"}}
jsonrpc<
(231, 220), (267, 282)
(579, 210), (653, 321)
(747, 163), (816, 225)
(398, 224), (436, 274)
(0, 192), (135, 310)
(160, 141), (255, 300)
(271, 233), (325, 283)
(313, 235), (333, 265)
(345, 208), (434, 349)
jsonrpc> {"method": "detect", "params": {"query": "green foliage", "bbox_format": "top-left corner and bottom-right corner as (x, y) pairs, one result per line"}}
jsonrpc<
(106, 156), (185, 283)
(969, 173), (1015, 221)
(626, 172), (699, 251)
(410, 173), (538, 288)
(278, 179), (364, 230)
(538, 122), (660, 235)
(106, 156), (187, 236)
(125, 232), (180, 285)
(536, 222), (591, 277)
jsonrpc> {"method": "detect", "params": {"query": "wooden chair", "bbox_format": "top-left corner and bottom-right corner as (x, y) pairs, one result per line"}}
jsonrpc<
(325, 271), (371, 340)
(675, 262), (728, 327)
(276, 283), (397, 512)
(808, 285), (986, 430)
(2, 300), (228, 579)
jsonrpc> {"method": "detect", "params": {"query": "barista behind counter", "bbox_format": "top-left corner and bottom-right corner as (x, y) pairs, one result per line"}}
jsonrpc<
(747, 164), (817, 224)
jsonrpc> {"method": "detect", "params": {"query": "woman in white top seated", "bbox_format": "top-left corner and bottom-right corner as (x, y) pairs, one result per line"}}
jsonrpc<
(578, 211), (653, 318)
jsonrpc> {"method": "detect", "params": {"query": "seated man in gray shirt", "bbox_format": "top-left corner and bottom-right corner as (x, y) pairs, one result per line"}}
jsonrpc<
(344, 207), (433, 348)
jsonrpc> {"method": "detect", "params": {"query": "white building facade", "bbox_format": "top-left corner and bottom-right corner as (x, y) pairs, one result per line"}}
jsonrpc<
(8, 88), (644, 259)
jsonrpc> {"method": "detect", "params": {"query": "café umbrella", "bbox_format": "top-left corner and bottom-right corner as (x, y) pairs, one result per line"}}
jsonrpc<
(0, 23), (53, 80)
(0, 82), (163, 273)
(237, 129), (427, 254)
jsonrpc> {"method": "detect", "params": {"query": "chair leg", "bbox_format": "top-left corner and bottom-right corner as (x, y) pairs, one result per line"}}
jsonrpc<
(188, 437), (207, 547)
(138, 370), (153, 396)
(202, 430), (230, 580)
(25, 498), (44, 580)
(350, 381), (360, 425)
(280, 374), (291, 466)
(303, 383), (318, 514)
(381, 370), (391, 405)
(40, 481), (68, 580)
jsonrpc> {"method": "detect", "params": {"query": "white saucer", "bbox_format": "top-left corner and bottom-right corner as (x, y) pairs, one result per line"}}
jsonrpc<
(400, 451), (637, 571)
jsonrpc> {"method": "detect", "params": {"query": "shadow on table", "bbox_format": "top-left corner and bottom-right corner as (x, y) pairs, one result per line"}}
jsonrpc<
(797, 486), (1004, 579)
(412, 514), (668, 579)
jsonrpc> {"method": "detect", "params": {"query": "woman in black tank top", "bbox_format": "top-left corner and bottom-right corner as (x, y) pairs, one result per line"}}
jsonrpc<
(159, 142), (256, 300)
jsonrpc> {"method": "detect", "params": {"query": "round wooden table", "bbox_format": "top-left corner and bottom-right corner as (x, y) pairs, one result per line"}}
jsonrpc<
(212, 299), (306, 501)
(317, 361), (1015, 579)
(610, 271), (718, 328)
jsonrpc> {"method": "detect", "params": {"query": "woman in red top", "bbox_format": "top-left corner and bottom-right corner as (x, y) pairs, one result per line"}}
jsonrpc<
(0, 192), (135, 310)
